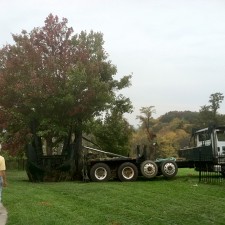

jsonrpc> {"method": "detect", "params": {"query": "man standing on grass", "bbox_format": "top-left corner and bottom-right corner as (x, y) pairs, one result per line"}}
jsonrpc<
(0, 152), (6, 206)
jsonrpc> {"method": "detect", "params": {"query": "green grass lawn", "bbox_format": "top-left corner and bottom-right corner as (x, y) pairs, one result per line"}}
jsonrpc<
(3, 169), (225, 225)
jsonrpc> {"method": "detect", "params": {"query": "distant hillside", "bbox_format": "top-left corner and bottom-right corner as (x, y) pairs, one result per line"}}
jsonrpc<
(159, 111), (199, 124)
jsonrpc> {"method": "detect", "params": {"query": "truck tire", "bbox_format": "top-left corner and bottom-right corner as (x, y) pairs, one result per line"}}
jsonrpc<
(140, 160), (158, 179)
(161, 160), (178, 178)
(117, 162), (138, 182)
(90, 163), (111, 182)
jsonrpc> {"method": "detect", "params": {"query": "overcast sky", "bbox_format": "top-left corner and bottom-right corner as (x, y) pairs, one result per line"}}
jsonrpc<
(1, 0), (225, 126)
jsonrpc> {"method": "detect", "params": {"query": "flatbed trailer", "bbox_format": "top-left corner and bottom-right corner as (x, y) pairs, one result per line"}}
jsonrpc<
(83, 146), (178, 182)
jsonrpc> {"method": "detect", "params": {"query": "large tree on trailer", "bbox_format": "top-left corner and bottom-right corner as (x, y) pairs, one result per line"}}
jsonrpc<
(0, 14), (132, 181)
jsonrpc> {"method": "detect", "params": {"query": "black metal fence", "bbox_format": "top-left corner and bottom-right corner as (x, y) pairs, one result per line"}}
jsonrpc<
(198, 152), (225, 184)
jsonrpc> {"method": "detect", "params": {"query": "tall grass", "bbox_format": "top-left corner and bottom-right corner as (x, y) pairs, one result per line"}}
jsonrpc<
(4, 169), (225, 225)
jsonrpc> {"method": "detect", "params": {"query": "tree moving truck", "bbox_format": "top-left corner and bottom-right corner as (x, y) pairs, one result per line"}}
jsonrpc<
(84, 125), (225, 182)
(26, 133), (178, 182)
(26, 125), (225, 182)
(177, 125), (225, 176)
(83, 146), (178, 182)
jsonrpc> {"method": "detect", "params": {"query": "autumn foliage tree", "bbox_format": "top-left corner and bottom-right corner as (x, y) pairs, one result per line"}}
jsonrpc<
(199, 92), (224, 126)
(135, 106), (157, 159)
(0, 14), (132, 180)
(0, 14), (76, 154)
(136, 106), (156, 142)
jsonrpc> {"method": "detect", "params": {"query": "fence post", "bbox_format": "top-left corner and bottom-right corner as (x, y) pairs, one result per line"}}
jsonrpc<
(199, 148), (202, 182)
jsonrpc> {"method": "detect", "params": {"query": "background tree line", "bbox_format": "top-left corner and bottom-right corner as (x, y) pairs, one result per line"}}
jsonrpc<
(132, 92), (225, 158)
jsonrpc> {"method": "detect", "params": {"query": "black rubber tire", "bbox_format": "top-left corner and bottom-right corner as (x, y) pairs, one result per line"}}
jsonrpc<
(161, 160), (178, 178)
(90, 163), (111, 182)
(140, 160), (158, 179)
(117, 162), (138, 182)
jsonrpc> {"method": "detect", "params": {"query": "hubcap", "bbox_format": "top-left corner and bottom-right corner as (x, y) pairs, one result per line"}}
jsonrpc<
(163, 163), (175, 175)
(95, 167), (107, 180)
(122, 166), (134, 179)
(143, 163), (156, 176)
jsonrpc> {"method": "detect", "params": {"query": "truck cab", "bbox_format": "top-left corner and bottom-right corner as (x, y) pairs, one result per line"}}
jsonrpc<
(191, 126), (225, 158)
(178, 126), (225, 175)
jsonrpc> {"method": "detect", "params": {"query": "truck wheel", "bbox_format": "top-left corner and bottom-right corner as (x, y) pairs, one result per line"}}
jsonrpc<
(161, 160), (178, 178)
(90, 163), (111, 182)
(140, 160), (158, 179)
(117, 162), (138, 182)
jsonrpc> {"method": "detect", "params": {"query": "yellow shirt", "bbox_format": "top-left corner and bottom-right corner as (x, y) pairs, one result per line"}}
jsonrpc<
(0, 156), (6, 171)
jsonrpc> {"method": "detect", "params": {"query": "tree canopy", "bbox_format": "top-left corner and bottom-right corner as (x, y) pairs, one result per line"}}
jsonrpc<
(0, 14), (132, 155)
(199, 92), (224, 126)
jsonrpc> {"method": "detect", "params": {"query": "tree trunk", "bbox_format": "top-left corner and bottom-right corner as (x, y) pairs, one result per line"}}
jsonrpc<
(71, 118), (83, 180)
(46, 136), (53, 155)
